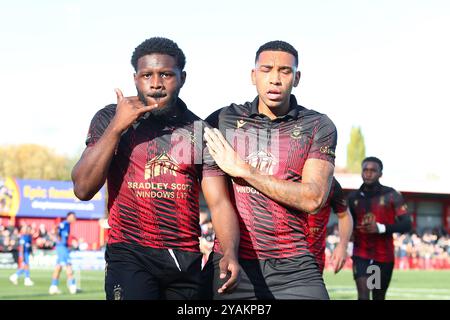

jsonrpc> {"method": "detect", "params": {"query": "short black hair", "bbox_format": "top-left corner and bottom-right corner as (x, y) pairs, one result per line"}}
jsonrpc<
(131, 37), (186, 71)
(255, 40), (298, 67)
(362, 156), (383, 172)
(66, 211), (76, 217)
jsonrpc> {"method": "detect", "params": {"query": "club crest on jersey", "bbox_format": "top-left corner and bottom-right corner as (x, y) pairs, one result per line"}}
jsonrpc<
(290, 126), (302, 139)
(145, 152), (179, 179)
(246, 150), (277, 175)
(236, 119), (247, 129)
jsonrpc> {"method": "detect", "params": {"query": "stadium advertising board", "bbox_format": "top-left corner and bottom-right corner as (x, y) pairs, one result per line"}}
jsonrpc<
(0, 177), (105, 219)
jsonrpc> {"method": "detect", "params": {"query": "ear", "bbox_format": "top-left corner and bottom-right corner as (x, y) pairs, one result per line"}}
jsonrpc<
(134, 72), (138, 86)
(293, 70), (301, 87)
(251, 69), (256, 85)
(180, 71), (186, 88)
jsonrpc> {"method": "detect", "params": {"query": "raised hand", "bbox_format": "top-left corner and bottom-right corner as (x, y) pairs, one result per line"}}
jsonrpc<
(204, 127), (249, 178)
(110, 88), (159, 133)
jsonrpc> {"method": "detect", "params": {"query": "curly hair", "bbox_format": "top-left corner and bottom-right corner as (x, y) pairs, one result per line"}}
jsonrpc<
(363, 156), (384, 172)
(131, 37), (186, 71)
(255, 40), (298, 67)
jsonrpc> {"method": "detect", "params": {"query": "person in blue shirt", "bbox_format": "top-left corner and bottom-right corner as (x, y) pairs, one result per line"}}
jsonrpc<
(49, 211), (77, 295)
(9, 225), (34, 286)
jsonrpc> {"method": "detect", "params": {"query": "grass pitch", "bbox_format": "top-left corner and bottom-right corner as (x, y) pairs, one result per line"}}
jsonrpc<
(1, 268), (449, 300)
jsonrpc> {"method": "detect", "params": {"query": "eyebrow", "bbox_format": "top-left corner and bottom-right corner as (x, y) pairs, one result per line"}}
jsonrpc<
(138, 68), (176, 74)
(259, 64), (294, 71)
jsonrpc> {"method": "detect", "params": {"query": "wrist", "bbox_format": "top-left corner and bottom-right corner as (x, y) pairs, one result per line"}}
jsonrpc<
(239, 163), (257, 179)
(107, 121), (127, 137)
(336, 242), (347, 251)
(222, 248), (239, 260)
(376, 223), (386, 234)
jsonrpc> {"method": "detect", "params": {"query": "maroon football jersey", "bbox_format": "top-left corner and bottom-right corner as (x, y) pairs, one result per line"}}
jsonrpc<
(206, 95), (337, 259)
(86, 99), (221, 252)
(348, 182), (408, 262)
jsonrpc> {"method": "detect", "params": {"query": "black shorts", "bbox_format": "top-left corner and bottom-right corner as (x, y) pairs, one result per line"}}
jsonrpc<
(104, 242), (210, 300)
(352, 256), (394, 291)
(205, 252), (329, 300)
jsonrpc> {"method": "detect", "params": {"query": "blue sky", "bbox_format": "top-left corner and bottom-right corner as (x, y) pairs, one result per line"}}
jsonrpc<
(1, 0), (449, 180)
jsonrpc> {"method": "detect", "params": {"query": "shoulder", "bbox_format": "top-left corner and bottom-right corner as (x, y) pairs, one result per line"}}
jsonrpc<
(91, 104), (117, 122)
(381, 185), (404, 198)
(333, 179), (343, 193)
(224, 101), (253, 116)
(300, 107), (336, 128)
(204, 108), (224, 127)
(205, 101), (253, 128)
(215, 101), (253, 118)
(182, 108), (202, 123)
(347, 190), (360, 201)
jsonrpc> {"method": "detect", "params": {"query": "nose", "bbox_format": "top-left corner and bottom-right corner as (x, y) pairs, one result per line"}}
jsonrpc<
(150, 75), (163, 90)
(269, 70), (281, 85)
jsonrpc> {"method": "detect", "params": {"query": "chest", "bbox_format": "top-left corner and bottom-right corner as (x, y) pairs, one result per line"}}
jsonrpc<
(221, 117), (317, 177)
(352, 194), (396, 222)
(115, 123), (201, 177)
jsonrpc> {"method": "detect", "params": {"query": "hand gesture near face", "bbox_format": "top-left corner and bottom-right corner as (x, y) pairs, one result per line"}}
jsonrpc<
(110, 88), (159, 133)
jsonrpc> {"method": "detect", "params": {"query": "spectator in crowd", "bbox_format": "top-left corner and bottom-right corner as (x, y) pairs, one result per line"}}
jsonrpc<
(199, 213), (215, 265)
(6, 219), (16, 234)
(35, 224), (54, 249)
(77, 238), (89, 251)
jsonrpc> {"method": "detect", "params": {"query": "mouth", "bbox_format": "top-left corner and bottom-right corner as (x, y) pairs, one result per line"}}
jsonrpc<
(266, 89), (282, 101)
(147, 92), (168, 104)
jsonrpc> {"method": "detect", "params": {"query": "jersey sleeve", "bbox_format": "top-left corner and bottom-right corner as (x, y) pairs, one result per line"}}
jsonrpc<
(391, 189), (408, 217)
(201, 115), (225, 177)
(330, 180), (348, 214)
(307, 114), (337, 165)
(85, 104), (116, 147)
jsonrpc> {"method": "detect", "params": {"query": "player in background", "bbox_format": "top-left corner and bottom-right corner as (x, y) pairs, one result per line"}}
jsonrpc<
(49, 211), (77, 295)
(9, 225), (34, 286)
(307, 178), (353, 274)
(348, 157), (412, 300)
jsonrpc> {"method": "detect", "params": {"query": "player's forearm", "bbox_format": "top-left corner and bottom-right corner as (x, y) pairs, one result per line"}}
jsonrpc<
(240, 166), (325, 214)
(72, 125), (122, 200)
(385, 214), (412, 234)
(337, 212), (353, 247)
(202, 176), (240, 258)
(210, 201), (240, 258)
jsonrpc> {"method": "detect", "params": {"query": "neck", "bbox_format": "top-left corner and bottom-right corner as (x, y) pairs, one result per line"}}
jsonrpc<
(258, 100), (290, 120)
(363, 181), (380, 192)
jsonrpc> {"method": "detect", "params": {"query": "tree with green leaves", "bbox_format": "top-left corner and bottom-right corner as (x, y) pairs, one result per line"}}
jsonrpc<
(346, 126), (366, 173)
(0, 144), (77, 180)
